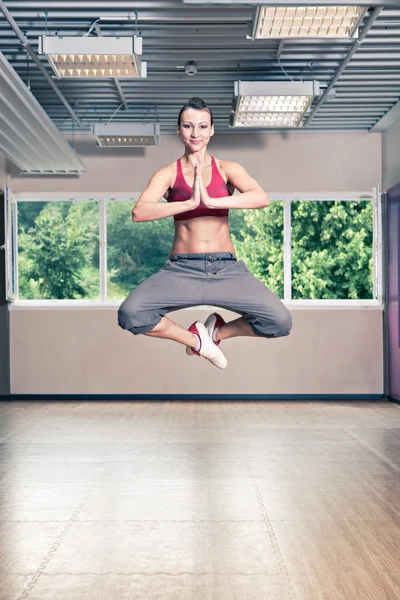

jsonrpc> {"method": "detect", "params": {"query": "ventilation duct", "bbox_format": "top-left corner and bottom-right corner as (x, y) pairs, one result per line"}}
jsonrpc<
(0, 52), (86, 174)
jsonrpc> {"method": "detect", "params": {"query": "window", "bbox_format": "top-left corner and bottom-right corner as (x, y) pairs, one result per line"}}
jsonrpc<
(230, 202), (284, 298)
(3, 187), (17, 301)
(106, 200), (175, 300)
(291, 199), (373, 300)
(6, 191), (381, 305)
(230, 196), (377, 302)
(17, 200), (99, 300)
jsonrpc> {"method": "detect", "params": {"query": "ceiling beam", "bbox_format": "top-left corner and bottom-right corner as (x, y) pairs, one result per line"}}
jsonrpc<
(303, 7), (382, 127)
(185, 0), (400, 6)
(5, 1), (199, 7)
(276, 40), (285, 59)
(0, 9), (251, 21)
(0, 0), (83, 128)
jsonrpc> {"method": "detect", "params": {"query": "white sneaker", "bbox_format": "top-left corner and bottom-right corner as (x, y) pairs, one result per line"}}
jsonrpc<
(186, 321), (227, 369)
(186, 312), (226, 356)
(204, 312), (226, 346)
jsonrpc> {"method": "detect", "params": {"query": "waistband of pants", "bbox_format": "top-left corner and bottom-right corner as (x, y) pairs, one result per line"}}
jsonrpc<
(170, 252), (237, 262)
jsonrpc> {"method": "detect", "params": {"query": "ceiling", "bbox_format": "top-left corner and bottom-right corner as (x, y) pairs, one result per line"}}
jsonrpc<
(1, 0), (400, 134)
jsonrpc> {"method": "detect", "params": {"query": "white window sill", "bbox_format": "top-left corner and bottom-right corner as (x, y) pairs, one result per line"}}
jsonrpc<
(9, 300), (383, 311)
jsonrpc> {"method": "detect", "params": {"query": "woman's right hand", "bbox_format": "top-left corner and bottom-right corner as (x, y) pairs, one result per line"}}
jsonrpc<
(187, 164), (201, 209)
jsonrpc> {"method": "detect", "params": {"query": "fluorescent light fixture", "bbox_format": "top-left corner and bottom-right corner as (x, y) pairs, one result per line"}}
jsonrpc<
(0, 52), (85, 174)
(251, 6), (366, 39)
(231, 80), (320, 128)
(39, 35), (147, 78)
(92, 122), (161, 147)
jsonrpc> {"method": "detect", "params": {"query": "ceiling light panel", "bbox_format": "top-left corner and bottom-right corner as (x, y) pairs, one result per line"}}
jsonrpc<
(239, 95), (312, 113)
(252, 6), (365, 39)
(236, 112), (303, 127)
(92, 122), (161, 147)
(39, 36), (146, 78)
(232, 80), (319, 128)
(0, 52), (85, 174)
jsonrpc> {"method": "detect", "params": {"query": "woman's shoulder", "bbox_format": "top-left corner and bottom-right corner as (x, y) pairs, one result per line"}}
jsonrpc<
(158, 160), (180, 199)
(152, 162), (177, 184)
(214, 158), (244, 183)
(215, 158), (243, 174)
(162, 159), (181, 179)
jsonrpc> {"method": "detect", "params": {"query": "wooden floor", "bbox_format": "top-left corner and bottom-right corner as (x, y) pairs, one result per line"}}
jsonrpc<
(0, 400), (400, 600)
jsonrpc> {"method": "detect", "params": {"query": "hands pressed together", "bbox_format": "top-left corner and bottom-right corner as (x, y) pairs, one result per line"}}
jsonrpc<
(189, 161), (212, 209)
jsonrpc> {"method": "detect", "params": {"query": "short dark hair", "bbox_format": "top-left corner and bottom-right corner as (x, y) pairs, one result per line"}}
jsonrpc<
(177, 97), (214, 127)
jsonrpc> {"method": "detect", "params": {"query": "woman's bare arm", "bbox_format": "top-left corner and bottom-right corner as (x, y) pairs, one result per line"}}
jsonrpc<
(132, 165), (199, 222)
(202, 161), (269, 210)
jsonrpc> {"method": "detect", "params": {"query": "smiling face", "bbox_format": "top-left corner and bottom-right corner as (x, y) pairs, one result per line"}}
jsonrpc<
(177, 108), (214, 152)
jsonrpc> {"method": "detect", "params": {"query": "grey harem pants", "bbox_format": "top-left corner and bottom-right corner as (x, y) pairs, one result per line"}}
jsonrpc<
(117, 253), (292, 338)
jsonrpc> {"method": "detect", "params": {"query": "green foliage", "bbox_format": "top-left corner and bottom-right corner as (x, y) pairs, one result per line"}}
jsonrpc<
(232, 203), (284, 297)
(232, 200), (373, 300)
(17, 202), (48, 230)
(291, 200), (372, 299)
(106, 201), (174, 296)
(17, 197), (373, 301)
(18, 201), (99, 299)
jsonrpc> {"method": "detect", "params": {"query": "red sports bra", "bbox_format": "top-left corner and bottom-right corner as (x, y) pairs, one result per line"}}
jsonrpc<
(167, 156), (232, 221)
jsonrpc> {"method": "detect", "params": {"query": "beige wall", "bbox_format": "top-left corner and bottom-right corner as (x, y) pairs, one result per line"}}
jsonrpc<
(9, 131), (381, 194)
(1, 151), (10, 395)
(382, 116), (400, 192)
(8, 132), (384, 396)
(10, 307), (383, 395)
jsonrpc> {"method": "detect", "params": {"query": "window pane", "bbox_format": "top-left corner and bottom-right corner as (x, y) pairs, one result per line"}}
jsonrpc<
(291, 200), (373, 300)
(107, 200), (175, 300)
(230, 202), (284, 298)
(17, 200), (99, 300)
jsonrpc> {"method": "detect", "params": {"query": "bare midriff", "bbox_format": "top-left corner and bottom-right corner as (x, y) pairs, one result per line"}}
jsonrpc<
(170, 216), (235, 255)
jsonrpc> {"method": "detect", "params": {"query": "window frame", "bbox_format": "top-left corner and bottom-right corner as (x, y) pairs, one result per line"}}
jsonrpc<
(3, 186), (18, 302)
(278, 189), (381, 307)
(9, 189), (382, 310)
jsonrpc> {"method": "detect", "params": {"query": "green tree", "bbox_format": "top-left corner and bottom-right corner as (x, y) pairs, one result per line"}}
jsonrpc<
(17, 198), (373, 302)
(18, 202), (98, 299)
(291, 200), (372, 299)
(17, 201), (48, 230)
(232, 200), (372, 300)
(232, 203), (284, 297)
(107, 201), (175, 294)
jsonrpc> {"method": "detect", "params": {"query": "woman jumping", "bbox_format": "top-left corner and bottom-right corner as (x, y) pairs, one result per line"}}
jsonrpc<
(118, 97), (292, 369)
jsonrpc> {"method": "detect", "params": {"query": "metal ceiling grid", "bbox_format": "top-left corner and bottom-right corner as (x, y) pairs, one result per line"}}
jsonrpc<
(0, 0), (400, 134)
